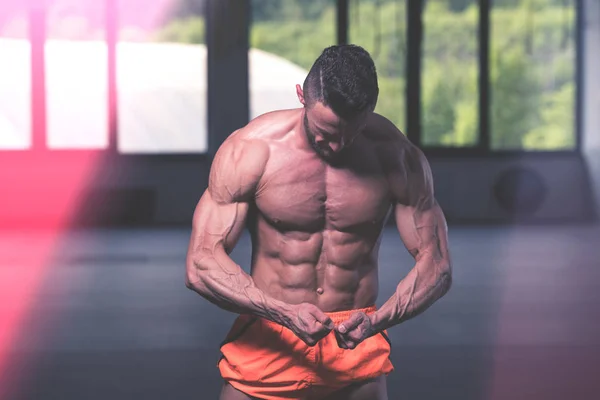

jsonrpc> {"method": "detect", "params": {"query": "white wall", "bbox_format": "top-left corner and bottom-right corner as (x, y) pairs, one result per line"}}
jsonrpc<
(583, 0), (600, 215)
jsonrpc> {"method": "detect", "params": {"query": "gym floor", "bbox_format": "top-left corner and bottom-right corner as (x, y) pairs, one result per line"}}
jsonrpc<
(2, 225), (599, 399)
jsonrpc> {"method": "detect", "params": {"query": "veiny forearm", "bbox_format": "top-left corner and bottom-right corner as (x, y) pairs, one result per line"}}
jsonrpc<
(372, 255), (452, 332)
(187, 250), (293, 325)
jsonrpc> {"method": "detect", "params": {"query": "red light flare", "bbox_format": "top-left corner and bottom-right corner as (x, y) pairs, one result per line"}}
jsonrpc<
(0, 150), (104, 396)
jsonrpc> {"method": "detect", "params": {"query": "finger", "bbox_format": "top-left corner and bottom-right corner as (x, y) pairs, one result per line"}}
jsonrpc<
(337, 313), (365, 334)
(303, 336), (318, 347)
(309, 321), (335, 344)
(336, 332), (356, 349)
(344, 334), (362, 349)
(334, 331), (349, 349)
(346, 329), (365, 343)
(304, 325), (332, 347)
(336, 329), (361, 349)
(337, 330), (367, 349)
(313, 328), (331, 343)
(311, 309), (334, 330)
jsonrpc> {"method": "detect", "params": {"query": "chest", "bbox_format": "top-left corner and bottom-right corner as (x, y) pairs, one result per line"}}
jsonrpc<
(255, 152), (391, 232)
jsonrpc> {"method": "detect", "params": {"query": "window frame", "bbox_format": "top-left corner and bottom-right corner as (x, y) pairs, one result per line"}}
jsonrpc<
(410, 0), (582, 156)
(0, 0), (212, 163)
(340, 0), (582, 157)
(0, 0), (582, 159)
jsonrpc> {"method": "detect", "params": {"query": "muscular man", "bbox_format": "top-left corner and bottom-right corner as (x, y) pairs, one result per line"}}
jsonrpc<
(185, 44), (452, 400)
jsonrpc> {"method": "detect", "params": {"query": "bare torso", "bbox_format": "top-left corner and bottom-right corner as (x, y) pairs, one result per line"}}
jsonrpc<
(244, 109), (397, 312)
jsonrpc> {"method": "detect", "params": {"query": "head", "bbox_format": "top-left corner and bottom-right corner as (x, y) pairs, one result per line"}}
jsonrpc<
(297, 44), (379, 161)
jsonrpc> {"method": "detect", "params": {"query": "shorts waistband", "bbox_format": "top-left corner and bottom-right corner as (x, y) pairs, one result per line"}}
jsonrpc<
(325, 305), (377, 324)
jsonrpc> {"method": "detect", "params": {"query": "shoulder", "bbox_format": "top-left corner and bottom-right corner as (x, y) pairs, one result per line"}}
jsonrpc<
(364, 113), (434, 205)
(209, 109), (301, 203)
(239, 108), (301, 142)
(362, 113), (427, 172)
(363, 113), (406, 143)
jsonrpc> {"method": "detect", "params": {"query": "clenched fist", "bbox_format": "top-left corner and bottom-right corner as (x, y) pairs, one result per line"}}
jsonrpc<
(283, 303), (335, 346)
(334, 311), (376, 349)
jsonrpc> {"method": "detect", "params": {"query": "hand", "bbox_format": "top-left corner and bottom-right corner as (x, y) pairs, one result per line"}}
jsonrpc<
(334, 311), (376, 349)
(283, 303), (334, 346)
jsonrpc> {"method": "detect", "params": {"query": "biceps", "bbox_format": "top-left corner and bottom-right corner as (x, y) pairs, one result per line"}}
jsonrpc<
(190, 190), (249, 255)
(394, 201), (449, 262)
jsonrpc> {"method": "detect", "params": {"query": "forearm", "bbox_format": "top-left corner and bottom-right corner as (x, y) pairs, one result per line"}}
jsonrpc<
(186, 250), (293, 325)
(372, 256), (452, 332)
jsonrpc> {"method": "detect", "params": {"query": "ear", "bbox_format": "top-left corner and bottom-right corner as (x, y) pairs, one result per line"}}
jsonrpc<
(296, 84), (306, 106)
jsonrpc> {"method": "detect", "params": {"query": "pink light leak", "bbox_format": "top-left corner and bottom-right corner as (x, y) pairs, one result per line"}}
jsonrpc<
(0, 1), (184, 393)
(118, 0), (179, 34)
(0, 151), (103, 397)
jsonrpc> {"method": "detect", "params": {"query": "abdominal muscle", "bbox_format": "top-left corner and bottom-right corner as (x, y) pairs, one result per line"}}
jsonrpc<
(249, 226), (381, 313)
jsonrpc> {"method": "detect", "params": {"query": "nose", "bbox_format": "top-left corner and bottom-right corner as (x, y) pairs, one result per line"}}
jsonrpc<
(328, 141), (342, 152)
(327, 135), (346, 152)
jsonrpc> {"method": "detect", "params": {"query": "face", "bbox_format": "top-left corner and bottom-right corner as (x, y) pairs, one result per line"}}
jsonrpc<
(303, 102), (368, 161)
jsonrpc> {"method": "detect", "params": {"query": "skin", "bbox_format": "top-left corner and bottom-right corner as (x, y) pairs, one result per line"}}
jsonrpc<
(186, 84), (453, 400)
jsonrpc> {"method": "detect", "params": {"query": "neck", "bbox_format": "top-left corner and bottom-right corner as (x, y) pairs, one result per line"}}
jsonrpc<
(294, 108), (312, 151)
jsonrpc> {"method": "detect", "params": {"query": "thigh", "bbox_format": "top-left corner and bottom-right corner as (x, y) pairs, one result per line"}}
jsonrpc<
(324, 376), (388, 400)
(219, 382), (259, 400)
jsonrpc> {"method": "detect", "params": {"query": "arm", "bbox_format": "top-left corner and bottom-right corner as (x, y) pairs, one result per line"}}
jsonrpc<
(334, 141), (452, 349)
(185, 135), (289, 322)
(335, 143), (452, 347)
(371, 144), (452, 332)
(185, 134), (334, 344)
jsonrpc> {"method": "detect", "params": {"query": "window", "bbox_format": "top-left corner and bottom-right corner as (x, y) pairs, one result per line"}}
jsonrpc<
(421, 0), (478, 147)
(45, 0), (108, 150)
(250, 0), (336, 119)
(117, 0), (207, 154)
(0, 4), (31, 150)
(350, 0), (407, 134)
(2, 1), (578, 155)
(490, 0), (576, 150)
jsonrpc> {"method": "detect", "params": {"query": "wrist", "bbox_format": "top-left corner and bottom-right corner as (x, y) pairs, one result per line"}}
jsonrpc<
(370, 311), (391, 333)
(267, 301), (295, 326)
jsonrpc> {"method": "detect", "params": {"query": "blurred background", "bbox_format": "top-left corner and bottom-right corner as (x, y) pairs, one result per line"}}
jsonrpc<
(1, 0), (599, 399)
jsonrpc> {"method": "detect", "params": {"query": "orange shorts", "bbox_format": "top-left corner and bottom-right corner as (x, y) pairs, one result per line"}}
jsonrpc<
(217, 305), (394, 400)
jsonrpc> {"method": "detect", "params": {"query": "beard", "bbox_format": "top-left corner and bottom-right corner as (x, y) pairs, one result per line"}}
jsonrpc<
(303, 113), (343, 163)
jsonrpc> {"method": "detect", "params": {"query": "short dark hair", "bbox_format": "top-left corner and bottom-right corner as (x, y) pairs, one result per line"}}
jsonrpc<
(303, 44), (379, 120)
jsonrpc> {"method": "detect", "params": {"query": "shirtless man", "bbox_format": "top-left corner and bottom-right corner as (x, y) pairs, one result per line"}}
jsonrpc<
(185, 44), (452, 400)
